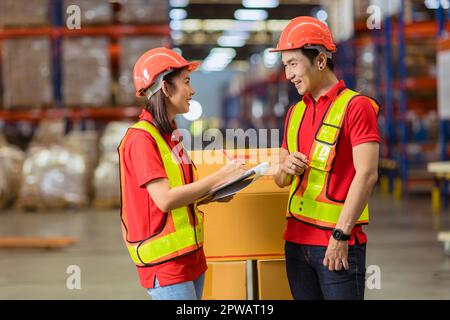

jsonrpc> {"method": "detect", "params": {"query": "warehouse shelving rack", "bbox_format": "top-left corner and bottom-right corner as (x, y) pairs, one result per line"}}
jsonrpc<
(0, 0), (170, 123)
(354, 1), (449, 196)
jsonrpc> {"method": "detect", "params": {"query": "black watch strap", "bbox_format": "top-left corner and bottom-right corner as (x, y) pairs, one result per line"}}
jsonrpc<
(332, 228), (351, 241)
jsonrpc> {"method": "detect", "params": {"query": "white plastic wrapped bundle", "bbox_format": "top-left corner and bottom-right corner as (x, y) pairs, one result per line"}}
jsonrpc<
(18, 145), (88, 208)
(100, 121), (132, 154)
(93, 121), (131, 207)
(0, 136), (25, 209)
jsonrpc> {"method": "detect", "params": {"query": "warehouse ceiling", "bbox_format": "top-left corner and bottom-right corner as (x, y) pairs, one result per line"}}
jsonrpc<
(168, 0), (323, 69)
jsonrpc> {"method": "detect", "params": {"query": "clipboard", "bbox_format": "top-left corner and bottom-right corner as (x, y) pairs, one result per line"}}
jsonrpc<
(198, 162), (270, 203)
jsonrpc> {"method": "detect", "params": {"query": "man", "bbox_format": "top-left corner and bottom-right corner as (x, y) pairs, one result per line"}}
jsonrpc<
(273, 16), (380, 300)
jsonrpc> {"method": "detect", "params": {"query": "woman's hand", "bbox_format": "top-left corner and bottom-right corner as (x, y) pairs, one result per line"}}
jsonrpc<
(281, 152), (309, 176)
(213, 160), (246, 188)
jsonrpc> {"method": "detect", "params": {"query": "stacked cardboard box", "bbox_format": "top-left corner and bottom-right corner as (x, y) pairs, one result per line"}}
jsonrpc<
(0, 0), (50, 27)
(2, 37), (53, 109)
(117, 0), (168, 24)
(62, 37), (112, 107)
(117, 36), (167, 106)
(62, 0), (113, 26)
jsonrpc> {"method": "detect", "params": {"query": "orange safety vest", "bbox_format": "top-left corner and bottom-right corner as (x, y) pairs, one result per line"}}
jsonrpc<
(286, 88), (379, 229)
(118, 120), (204, 267)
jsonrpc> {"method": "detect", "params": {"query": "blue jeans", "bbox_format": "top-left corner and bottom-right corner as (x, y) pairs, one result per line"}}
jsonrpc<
(285, 241), (366, 300)
(147, 273), (205, 300)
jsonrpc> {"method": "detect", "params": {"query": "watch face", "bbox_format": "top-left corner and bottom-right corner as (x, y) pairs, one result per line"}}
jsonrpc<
(333, 229), (342, 239)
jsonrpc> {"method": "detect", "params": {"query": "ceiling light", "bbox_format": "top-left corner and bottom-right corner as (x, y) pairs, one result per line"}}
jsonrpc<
(170, 0), (189, 7)
(264, 48), (279, 68)
(242, 0), (279, 8)
(234, 9), (268, 21)
(316, 9), (328, 22)
(169, 8), (187, 20)
(217, 32), (249, 47)
(183, 100), (203, 121)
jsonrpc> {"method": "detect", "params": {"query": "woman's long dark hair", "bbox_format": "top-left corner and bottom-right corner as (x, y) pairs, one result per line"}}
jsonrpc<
(145, 67), (185, 135)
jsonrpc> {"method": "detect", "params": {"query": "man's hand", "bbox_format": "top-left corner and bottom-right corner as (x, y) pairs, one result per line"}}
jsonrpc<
(323, 237), (349, 271)
(282, 151), (309, 176)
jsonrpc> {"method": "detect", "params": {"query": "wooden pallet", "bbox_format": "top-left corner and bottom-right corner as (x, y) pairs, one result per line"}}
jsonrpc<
(15, 198), (85, 212)
(92, 198), (120, 210)
(0, 237), (78, 249)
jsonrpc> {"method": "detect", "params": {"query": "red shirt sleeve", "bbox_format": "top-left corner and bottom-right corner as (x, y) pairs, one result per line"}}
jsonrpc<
(281, 105), (294, 150)
(126, 130), (168, 187)
(345, 96), (380, 147)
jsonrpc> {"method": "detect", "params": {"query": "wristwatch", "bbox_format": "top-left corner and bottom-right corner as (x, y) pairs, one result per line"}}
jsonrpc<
(332, 228), (350, 241)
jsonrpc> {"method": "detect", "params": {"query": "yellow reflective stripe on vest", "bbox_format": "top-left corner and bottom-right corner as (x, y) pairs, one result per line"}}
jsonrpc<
(290, 196), (369, 224)
(287, 89), (369, 228)
(287, 101), (307, 154)
(303, 90), (359, 200)
(132, 121), (183, 188)
(125, 121), (203, 265)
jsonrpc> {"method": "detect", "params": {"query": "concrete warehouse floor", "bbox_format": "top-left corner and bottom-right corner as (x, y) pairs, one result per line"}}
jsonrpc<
(0, 192), (449, 300)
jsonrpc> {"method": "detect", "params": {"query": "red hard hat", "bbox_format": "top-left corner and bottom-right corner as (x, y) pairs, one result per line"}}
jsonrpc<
(271, 16), (336, 53)
(133, 47), (199, 97)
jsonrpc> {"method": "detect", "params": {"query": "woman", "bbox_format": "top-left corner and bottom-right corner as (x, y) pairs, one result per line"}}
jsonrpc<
(118, 47), (244, 300)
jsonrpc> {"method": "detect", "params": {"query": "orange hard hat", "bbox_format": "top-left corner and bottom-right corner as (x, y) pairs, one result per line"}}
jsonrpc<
(133, 47), (199, 97)
(271, 16), (336, 54)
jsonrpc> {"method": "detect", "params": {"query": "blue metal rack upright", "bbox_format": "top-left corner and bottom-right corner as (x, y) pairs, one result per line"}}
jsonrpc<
(437, 2), (449, 162)
(398, 0), (409, 196)
(383, 14), (397, 194)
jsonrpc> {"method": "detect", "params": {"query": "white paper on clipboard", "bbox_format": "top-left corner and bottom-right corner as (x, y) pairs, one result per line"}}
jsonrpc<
(198, 162), (270, 203)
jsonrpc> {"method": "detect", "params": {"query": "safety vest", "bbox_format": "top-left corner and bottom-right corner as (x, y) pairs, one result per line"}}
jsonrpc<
(118, 120), (204, 267)
(286, 88), (379, 229)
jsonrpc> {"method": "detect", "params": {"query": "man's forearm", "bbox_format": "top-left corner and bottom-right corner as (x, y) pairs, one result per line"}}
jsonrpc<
(335, 171), (378, 234)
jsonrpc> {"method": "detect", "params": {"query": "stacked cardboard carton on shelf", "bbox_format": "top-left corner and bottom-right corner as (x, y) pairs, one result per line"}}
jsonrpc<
(0, 0), (50, 28)
(63, 0), (113, 25)
(117, 36), (167, 106)
(62, 37), (112, 108)
(1, 37), (53, 109)
(117, 0), (169, 24)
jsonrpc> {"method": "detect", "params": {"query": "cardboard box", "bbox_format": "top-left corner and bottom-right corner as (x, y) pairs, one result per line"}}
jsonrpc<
(62, 37), (111, 107)
(117, 0), (168, 24)
(62, 0), (113, 26)
(2, 37), (53, 109)
(191, 149), (289, 260)
(257, 259), (292, 300)
(0, 0), (50, 27)
(203, 261), (247, 300)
